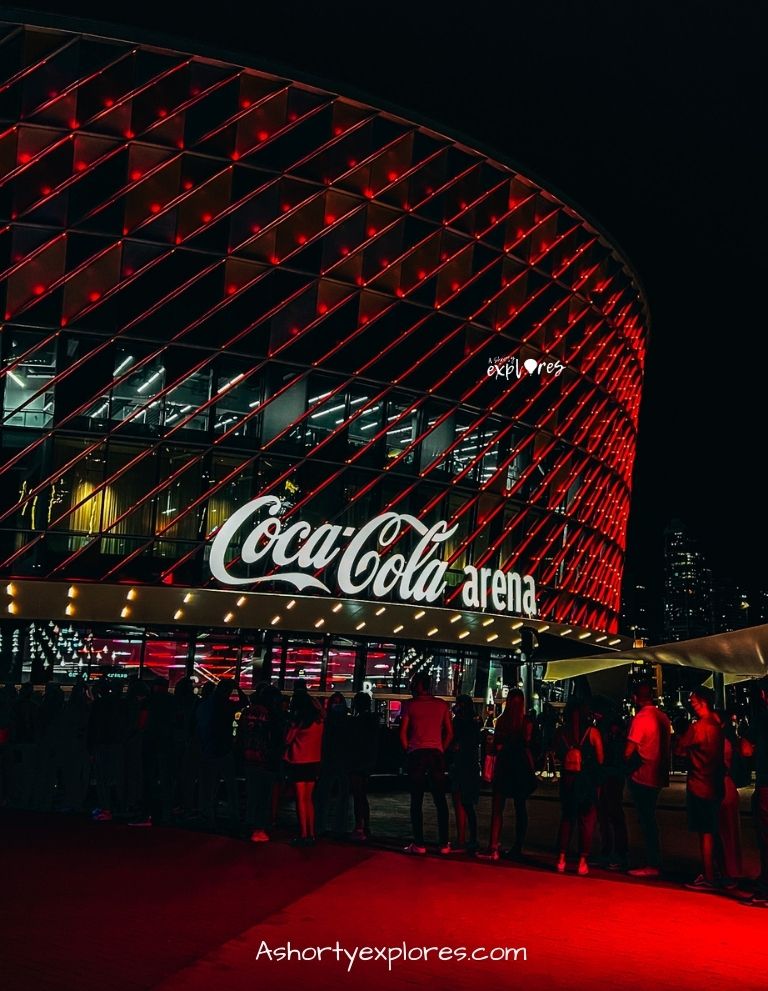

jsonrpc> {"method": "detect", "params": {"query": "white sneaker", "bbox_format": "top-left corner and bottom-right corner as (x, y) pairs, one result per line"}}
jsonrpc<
(439, 842), (456, 855)
(556, 855), (567, 873)
(404, 843), (427, 855)
(577, 858), (589, 876)
(250, 830), (270, 843)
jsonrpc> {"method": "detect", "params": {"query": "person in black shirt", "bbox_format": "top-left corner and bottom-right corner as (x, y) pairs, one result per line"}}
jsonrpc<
(346, 692), (379, 841)
(196, 678), (241, 830)
(448, 694), (481, 854)
(747, 679), (768, 907)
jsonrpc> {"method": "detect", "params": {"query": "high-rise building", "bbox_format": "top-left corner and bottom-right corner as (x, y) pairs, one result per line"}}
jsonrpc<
(712, 578), (750, 634)
(663, 520), (713, 641)
(620, 577), (652, 643)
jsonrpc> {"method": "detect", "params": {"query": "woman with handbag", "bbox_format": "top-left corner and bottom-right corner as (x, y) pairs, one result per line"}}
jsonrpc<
(555, 700), (604, 875)
(480, 689), (537, 861)
(284, 691), (324, 847)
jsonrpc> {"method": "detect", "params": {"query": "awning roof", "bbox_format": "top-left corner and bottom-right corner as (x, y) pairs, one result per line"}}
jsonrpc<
(543, 624), (768, 681)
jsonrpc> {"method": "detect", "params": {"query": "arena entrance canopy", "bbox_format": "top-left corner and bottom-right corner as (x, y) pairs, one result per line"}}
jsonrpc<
(543, 624), (768, 683)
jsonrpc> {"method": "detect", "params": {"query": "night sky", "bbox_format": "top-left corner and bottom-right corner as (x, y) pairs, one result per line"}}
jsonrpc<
(12, 1), (768, 603)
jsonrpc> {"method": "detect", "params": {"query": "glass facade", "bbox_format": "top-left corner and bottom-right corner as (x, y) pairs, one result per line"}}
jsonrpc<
(0, 20), (648, 673)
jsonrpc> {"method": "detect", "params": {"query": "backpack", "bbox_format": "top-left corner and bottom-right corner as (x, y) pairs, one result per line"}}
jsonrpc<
(563, 727), (591, 774)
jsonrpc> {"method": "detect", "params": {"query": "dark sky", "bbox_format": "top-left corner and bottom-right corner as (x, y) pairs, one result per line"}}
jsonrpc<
(10, 1), (768, 598)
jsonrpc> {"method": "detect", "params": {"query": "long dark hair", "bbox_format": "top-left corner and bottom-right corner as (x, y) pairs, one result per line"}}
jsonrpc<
(291, 690), (322, 729)
(495, 688), (526, 737)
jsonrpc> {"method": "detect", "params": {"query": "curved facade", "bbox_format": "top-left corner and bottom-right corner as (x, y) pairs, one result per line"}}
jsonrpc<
(0, 20), (647, 689)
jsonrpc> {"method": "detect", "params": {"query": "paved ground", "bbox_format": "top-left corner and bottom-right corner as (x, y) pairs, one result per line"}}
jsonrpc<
(2, 781), (766, 991)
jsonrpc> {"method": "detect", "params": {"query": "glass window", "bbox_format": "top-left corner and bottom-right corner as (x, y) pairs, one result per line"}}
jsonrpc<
(385, 398), (418, 464)
(164, 369), (211, 432)
(213, 364), (261, 439)
(144, 633), (191, 689)
(2, 331), (55, 428)
(326, 641), (357, 692)
(111, 349), (166, 428)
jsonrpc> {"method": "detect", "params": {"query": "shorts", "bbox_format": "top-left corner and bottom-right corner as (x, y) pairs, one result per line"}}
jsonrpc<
(285, 761), (321, 783)
(687, 791), (720, 834)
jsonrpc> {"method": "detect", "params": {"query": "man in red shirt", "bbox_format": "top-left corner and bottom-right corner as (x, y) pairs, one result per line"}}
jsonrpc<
(625, 681), (671, 877)
(675, 687), (725, 892)
(399, 672), (453, 854)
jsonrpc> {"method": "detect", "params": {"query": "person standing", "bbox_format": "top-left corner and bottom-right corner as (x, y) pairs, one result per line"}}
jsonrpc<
(625, 680), (671, 878)
(675, 687), (725, 892)
(482, 689), (536, 861)
(596, 710), (629, 871)
(284, 691), (324, 846)
(399, 672), (453, 855)
(347, 692), (379, 841)
(448, 694), (482, 854)
(555, 700), (604, 875)
(314, 692), (351, 838)
(237, 684), (281, 843)
(746, 680), (768, 907)
(196, 678), (241, 830)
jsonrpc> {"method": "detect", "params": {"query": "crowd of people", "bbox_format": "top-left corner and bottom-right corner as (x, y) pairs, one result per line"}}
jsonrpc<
(0, 670), (766, 905)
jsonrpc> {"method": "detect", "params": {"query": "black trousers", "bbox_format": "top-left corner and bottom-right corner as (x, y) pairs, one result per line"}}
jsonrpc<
(629, 780), (662, 868)
(407, 749), (449, 846)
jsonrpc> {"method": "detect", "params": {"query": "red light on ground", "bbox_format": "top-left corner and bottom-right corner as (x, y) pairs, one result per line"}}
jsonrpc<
(175, 236), (183, 244)
(364, 188), (374, 199)
(288, 112), (297, 122)
(281, 203), (291, 213)
(340, 246), (349, 256)
(183, 180), (193, 190)
(251, 224), (261, 234)
(296, 234), (307, 245)
(395, 287), (405, 298)
(348, 159), (357, 167)
(231, 151), (240, 161)
(355, 276), (364, 285)
(69, 120), (79, 129)
(158, 108), (167, 118)
(360, 314), (369, 324)
(317, 302), (328, 314)
(270, 255), (280, 265)
(41, 185), (51, 196)
(333, 126), (343, 135)
(367, 226), (376, 237)
(257, 130), (269, 141)
(124, 130), (134, 139)
(162, 574), (174, 586)
(417, 270), (426, 279)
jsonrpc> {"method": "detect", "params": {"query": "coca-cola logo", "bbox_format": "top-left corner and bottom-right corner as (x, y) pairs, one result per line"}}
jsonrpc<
(209, 496), (459, 604)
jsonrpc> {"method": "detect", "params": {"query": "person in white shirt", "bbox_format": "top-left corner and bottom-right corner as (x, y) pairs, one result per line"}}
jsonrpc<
(399, 672), (453, 855)
(624, 680), (671, 877)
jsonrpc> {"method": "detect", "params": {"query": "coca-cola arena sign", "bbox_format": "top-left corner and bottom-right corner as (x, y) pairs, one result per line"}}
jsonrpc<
(209, 496), (537, 616)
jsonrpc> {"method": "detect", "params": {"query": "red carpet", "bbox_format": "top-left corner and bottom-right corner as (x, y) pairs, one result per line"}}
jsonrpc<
(3, 811), (767, 991)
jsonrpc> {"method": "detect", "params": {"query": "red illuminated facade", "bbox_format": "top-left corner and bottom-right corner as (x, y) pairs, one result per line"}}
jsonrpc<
(0, 19), (647, 688)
